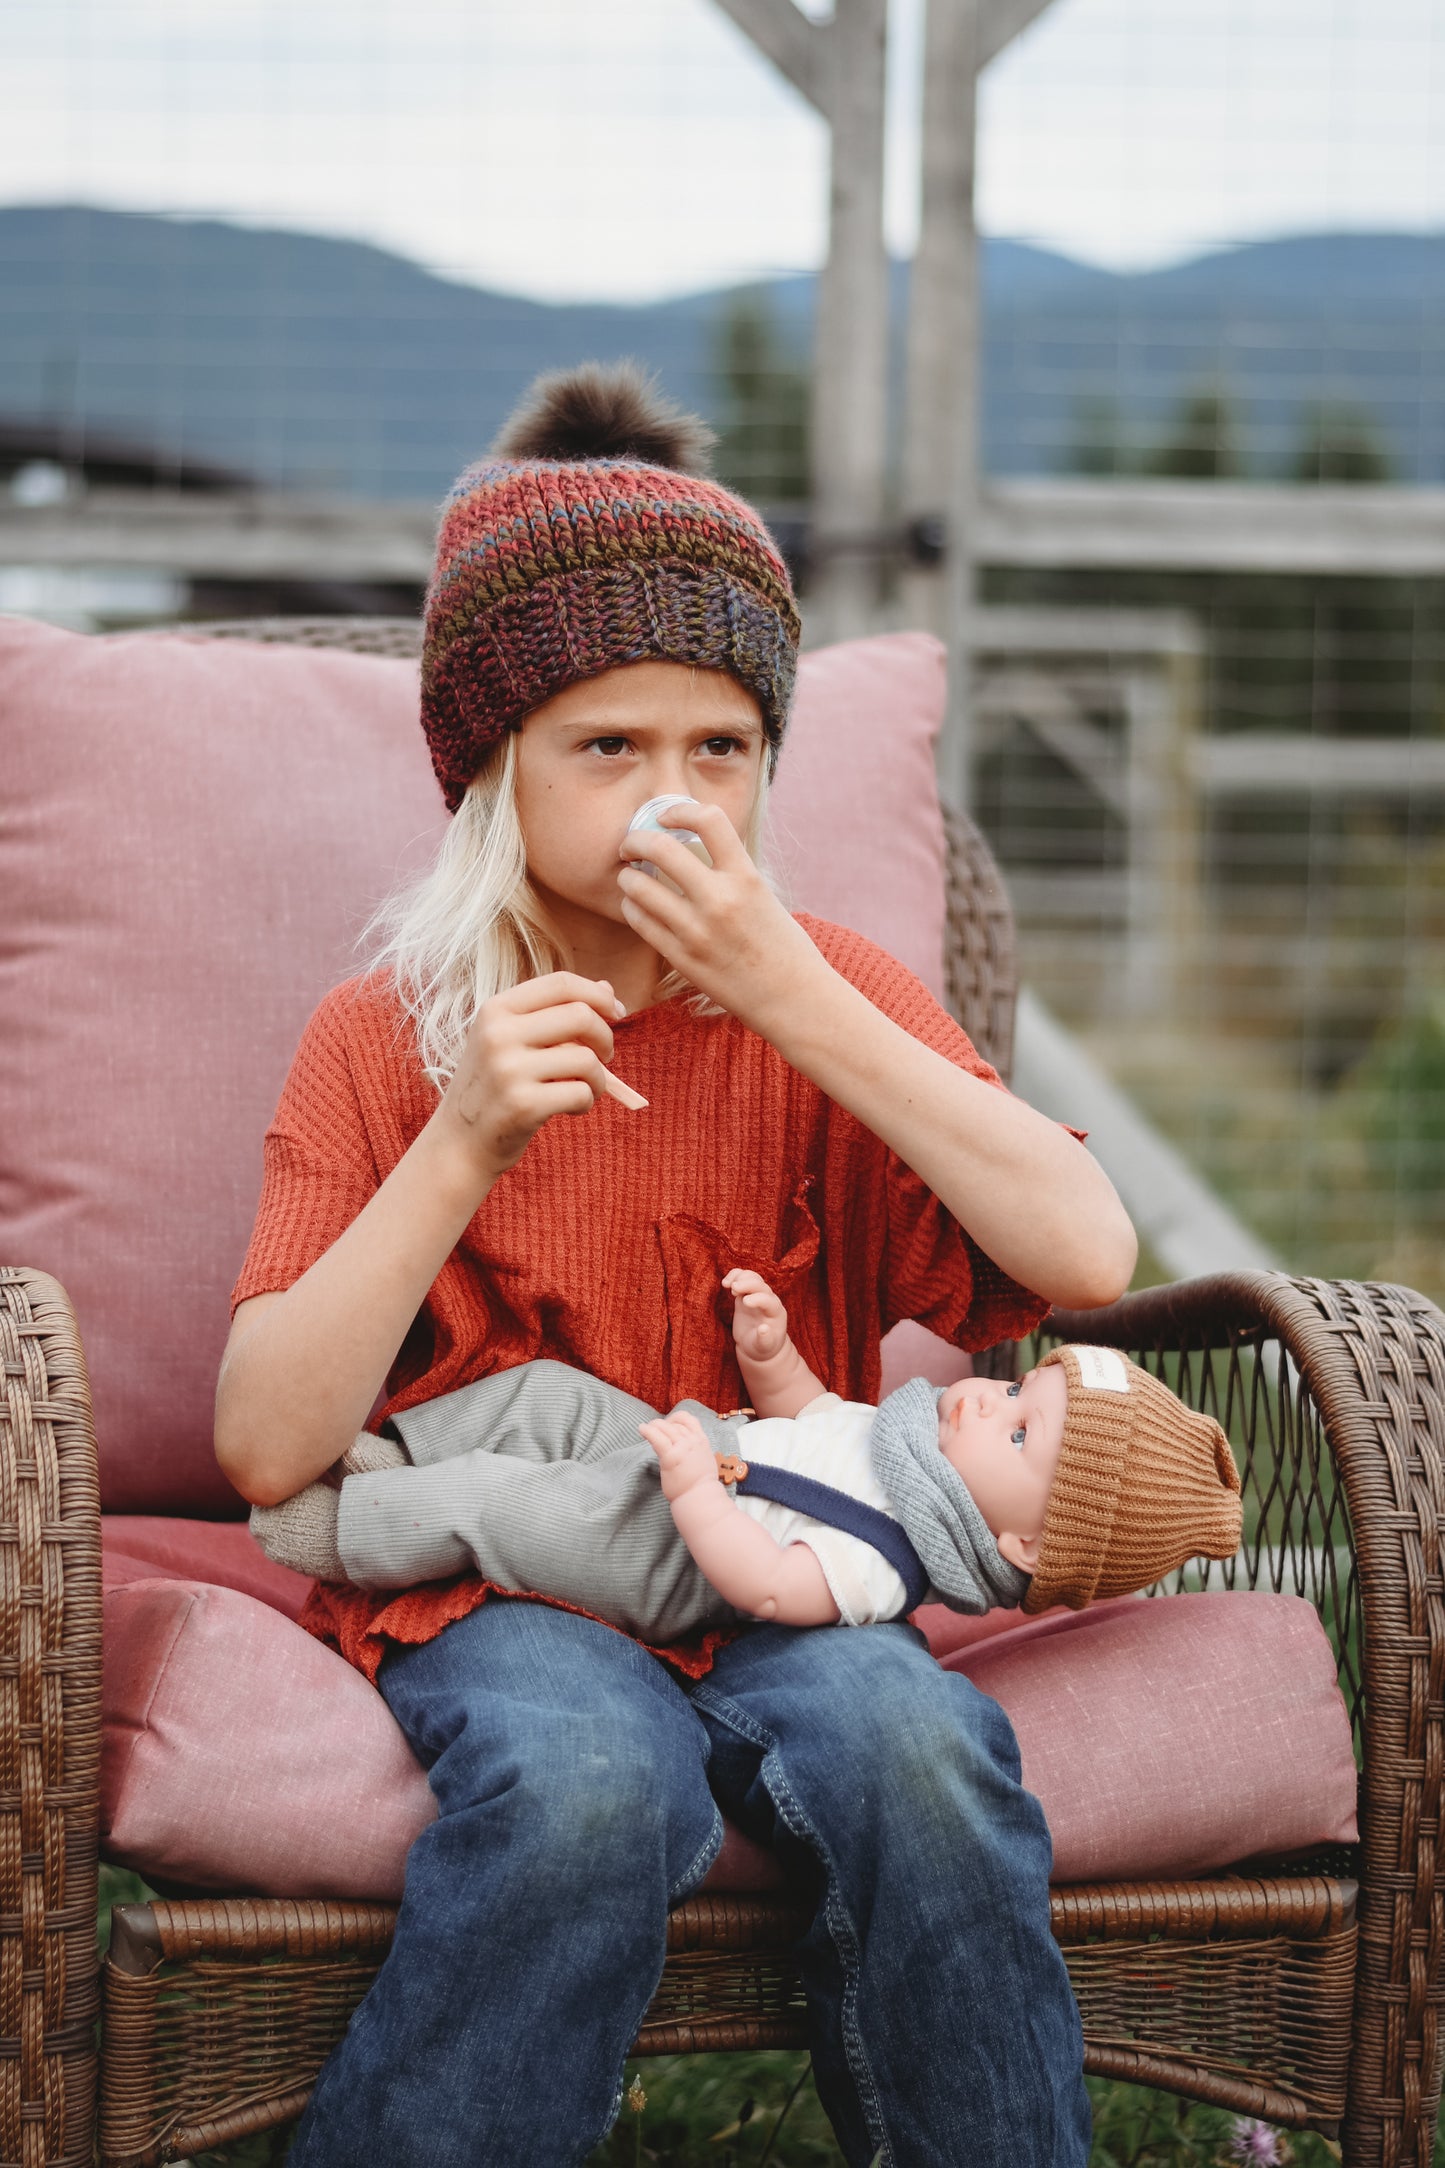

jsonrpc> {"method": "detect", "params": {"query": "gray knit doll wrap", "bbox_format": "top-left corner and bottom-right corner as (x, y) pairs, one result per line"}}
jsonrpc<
(867, 1377), (1029, 1614)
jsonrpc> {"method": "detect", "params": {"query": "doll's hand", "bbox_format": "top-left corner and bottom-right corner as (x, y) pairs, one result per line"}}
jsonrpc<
(640, 1413), (721, 1503)
(723, 1269), (789, 1364)
(615, 801), (824, 1037)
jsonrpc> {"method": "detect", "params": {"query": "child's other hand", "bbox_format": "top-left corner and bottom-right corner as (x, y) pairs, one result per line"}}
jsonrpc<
(615, 800), (822, 1036)
(640, 1412), (719, 1502)
(723, 1268), (788, 1363)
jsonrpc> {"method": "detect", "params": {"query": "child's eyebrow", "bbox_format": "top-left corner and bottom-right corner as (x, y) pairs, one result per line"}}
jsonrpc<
(562, 715), (761, 737)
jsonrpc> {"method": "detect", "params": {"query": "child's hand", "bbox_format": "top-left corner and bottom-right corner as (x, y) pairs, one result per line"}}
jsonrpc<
(439, 973), (626, 1181)
(615, 800), (824, 1037)
(724, 1268), (789, 1364)
(640, 1412), (720, 1502)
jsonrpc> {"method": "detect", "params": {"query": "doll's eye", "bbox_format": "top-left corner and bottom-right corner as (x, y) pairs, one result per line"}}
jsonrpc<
(1007, 1381), (1021, 1398)
(1011, 1425), (1027, 1449)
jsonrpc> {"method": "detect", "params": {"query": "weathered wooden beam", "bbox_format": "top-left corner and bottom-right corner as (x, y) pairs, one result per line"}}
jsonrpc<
(1193, 736), (1445, 795)
(976, 479), (1445, 578)
(0, 489), (437, 582)
(972, 605), (1204, 658)
(709, 0), (831, 115)
(5, 481), (1441, 582)
(1013, 989), (1280, 1278)
(977, 0), (1056, 67)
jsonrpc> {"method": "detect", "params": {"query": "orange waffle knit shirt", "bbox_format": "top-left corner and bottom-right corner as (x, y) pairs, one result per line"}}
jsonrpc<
(231, 916), (1050, 1682)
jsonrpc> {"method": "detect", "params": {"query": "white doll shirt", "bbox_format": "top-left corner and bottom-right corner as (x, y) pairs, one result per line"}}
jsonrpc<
(734, 1391), (910, 1626)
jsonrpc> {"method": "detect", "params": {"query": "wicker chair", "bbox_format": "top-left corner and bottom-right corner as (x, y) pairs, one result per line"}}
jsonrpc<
(0, 617), (1442, 2166)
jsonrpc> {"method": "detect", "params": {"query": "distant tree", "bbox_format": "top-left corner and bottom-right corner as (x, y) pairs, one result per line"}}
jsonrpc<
(710, 291), (810, 504)
(1141, 386), (1247, 480)
(1064, 394), (1130, 477)
(1287, 401), (1396, 484)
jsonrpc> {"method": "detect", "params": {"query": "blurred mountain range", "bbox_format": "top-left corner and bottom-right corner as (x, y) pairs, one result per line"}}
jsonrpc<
(1, 204), (1441, 498)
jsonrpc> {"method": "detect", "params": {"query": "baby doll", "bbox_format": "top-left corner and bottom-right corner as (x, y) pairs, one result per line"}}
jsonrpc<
(253, 1269), (1244, 1639)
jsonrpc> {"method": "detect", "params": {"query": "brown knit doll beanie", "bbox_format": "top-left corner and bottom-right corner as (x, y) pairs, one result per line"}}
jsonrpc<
(1023, 1345), (1243, 1614)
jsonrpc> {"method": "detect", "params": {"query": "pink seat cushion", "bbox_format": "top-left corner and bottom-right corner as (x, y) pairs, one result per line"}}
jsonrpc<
(103, 1579), (436, 1900)
(943, 1593), (1359, 1880)
(101, 1580), (1356, 1899)
(1, 617), (956, 1514)
(103, 1516), (312, 1619)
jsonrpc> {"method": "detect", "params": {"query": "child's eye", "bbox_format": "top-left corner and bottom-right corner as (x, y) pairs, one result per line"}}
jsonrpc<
(587, 737), (629, 756)
(1011, 1426), (1027, 1449)
(702, 736), (743, 757)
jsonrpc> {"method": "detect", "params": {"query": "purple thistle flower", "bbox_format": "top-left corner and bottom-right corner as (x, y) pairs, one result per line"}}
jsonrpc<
(1228, 2119), (1289, 2164)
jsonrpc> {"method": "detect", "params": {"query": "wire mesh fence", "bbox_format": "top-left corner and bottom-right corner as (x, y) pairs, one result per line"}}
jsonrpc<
(2, 0), (1443, 1303)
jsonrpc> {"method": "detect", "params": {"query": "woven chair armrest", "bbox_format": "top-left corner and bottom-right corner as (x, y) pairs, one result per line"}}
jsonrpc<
(1048, 1269), (1445, 2163)
(0, 1266), (103, 2163)
(941, 800), (1017, 1081)
(109, 1898), (399, 1974)
(1046, 1269), (1445, 1590)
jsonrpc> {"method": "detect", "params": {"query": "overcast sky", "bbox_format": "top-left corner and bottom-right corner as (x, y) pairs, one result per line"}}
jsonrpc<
(4, 0), (1442, 302)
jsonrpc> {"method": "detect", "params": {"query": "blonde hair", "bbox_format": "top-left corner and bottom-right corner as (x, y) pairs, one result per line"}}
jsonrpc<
(367, 733), (775, 1092)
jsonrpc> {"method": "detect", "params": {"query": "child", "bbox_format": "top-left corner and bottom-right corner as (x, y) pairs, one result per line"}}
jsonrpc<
(215, 361), (1138, 2168)
(253, 1265), (1243, 1637)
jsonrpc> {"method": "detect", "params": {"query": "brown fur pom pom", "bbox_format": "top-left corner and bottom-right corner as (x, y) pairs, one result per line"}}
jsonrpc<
(493, 360), (715, 475)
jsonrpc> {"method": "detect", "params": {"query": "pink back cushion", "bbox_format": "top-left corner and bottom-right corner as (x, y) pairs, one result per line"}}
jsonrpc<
(767, 632), (948, 1001)
(946, 1593), (1358, 1880)
(0, 619), (445, 1513)
(100, 1580), (1356, 1897)
(1, 618), (955, 1513)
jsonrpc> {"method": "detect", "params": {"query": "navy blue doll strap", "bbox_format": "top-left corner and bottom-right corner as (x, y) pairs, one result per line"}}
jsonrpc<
(733, 1463), (931, 1613)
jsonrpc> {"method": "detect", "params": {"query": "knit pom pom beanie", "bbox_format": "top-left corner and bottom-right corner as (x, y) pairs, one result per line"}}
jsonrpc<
(1023, 1345), (1244, 1614)
(420, 360), (802, 812)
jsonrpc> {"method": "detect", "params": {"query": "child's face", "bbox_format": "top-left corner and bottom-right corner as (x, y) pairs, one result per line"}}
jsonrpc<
(935, 1366), (1068, 1572)
(513, 662), (765, 948)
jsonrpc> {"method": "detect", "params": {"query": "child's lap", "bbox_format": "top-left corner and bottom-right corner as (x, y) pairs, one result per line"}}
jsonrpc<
(378, 1595), (1014, 1799)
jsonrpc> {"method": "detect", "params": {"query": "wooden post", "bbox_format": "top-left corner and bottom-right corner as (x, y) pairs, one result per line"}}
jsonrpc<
(899, 0), (1057, 807)
(808, 0), (891, 646)
(711, 0), (890, 649)
(899, 0), (981, 807)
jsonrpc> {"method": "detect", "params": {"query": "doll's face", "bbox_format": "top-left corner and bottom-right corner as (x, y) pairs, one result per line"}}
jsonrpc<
(935, 1366), (1068, 1573)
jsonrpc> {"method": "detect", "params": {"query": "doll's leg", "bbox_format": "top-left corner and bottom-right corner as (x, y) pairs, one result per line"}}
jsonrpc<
(286, 1599), (721, 2168)
(688, 1621), (1090, 2168)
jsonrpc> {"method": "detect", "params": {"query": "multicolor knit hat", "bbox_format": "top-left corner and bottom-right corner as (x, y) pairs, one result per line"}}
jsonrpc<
(420, 362), (802, 811)
(1023, 1345), (1244, 1614)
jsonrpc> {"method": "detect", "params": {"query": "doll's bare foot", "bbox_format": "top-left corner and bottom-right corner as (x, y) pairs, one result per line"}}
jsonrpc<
(640, 1412), (720, 1502)
(722, 1268), (789, 1364)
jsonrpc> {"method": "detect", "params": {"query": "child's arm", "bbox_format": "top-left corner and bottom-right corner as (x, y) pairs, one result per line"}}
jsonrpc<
(618, 809), (1137, 1310)
(724, 1268), (827, 1421)
(641, 1412), (841, 1626)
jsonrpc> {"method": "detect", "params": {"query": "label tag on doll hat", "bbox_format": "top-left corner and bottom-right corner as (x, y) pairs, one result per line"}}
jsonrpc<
(1072, 1346), (1130, 1393)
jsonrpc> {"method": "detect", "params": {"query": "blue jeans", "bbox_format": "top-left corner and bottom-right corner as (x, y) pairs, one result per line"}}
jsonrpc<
(287, 1600), (1089, 2168)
